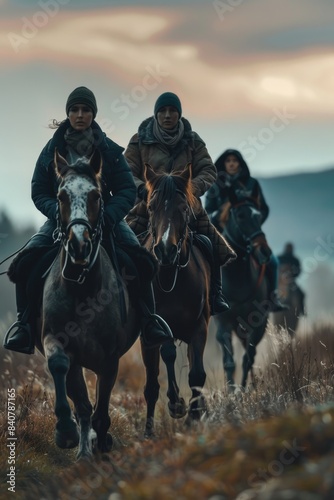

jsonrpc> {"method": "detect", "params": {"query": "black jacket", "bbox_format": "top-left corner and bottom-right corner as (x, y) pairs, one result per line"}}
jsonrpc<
(205, 149), (269, 224)
(31, 120), (136, 226)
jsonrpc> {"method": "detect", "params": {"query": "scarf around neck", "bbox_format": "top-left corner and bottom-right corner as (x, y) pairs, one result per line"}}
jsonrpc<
(152, 118), (184, 147)
(64, 126), (95, 162)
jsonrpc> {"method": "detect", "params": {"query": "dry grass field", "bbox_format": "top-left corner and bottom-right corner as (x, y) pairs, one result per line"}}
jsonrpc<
(1, 319), (334, 499)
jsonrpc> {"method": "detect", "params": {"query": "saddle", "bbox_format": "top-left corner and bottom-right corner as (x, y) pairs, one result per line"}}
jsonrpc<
(193, 233), (214, 268)
(114, 244), (158, 293)
(8, 245), (60, 285)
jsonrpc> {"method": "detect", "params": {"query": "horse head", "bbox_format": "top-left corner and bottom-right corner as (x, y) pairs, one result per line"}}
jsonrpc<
(144, 163), (195, 267)
(54, 149), (103, 271)
(224, 200), (272, 265)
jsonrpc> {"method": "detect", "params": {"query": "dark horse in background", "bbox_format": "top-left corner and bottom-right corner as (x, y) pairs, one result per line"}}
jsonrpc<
(141, 164), (211, 435)
(17, 151), (140, 459)
(212, 200), (272, 391)
(272, 263), (305, 337)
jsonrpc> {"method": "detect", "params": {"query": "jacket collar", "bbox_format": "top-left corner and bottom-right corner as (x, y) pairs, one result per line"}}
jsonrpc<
(138, 116), (194, 145)
(47, 119), (123, 156)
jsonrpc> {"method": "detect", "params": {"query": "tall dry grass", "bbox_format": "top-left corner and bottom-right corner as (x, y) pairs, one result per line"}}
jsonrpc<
(0, 321), (334, 499)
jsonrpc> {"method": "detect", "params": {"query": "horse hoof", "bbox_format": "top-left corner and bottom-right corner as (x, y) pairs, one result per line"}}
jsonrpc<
(97, 432), (113, 453)
(55, 422), (80, 449)
(168, 398), (187, 419)
(144, 427), (155, 439)
(106, 432), (113, 451)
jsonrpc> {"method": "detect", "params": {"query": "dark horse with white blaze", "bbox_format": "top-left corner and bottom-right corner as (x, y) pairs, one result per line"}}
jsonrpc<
(141, 164), (211, 435)
(212, 200), (272, 391)
(34, 151), (140, 459)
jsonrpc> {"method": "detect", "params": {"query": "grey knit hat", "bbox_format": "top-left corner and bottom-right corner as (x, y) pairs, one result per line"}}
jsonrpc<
(154, 92), (182, 117)
(66, 86), (98, 118)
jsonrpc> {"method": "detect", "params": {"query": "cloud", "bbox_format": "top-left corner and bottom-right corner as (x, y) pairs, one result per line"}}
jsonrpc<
(1, 5), (334, 120)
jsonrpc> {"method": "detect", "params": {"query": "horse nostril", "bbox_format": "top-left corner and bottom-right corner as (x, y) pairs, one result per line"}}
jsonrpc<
(154, 245), (162, 261)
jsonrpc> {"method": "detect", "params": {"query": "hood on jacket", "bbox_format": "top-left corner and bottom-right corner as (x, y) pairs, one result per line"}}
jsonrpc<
(215, 148), (250, 180)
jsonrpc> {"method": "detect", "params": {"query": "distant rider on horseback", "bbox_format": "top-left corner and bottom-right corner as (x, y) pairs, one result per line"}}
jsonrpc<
(205, 148), (287, 312)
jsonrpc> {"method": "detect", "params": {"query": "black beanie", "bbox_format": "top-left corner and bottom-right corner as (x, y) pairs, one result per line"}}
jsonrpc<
(66, 86), (98, 118)
(154, 92), (182, 117)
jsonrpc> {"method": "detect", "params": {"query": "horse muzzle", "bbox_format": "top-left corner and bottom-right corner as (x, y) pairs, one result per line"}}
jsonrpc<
(154, 241), (178, 266)
(67, 235), (92, 265)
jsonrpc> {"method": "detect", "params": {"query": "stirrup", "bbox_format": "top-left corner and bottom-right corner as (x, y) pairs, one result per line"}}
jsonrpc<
(3, 321), (35, 355)
(210, 292), (230, 315)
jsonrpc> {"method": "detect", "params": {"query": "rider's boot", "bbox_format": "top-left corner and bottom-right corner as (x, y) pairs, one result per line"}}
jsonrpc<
(210, 262), (230, 315)
(140, 282), (173, 349)
(267, 255), (289, 312)
(3, 282), (34, 354)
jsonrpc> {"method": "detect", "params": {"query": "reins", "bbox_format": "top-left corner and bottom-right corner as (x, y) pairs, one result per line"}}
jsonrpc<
(54, 198), (104, 285)
(149, 186), (193, 293)
(155, 230), (193, 293)
(0, 237), (36, 276)
(224, 201), (268, 301)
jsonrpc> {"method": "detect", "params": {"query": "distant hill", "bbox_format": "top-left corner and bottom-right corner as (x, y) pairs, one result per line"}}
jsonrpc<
(258, 167), (334, 261)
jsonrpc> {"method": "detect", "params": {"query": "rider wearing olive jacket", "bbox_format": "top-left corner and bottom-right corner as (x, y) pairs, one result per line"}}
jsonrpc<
(4, 87), (172, 354)
(125, 92), (236, 315)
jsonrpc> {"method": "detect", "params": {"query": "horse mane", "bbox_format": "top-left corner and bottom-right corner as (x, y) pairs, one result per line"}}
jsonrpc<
(57, 157), (101, 189)
(148, 172), (196, 209)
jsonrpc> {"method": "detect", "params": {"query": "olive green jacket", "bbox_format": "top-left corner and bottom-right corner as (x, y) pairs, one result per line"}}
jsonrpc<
(124, 116), (217, 212)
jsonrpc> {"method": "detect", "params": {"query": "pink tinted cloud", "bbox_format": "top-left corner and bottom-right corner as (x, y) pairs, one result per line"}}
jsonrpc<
(1, 5), (333, 118)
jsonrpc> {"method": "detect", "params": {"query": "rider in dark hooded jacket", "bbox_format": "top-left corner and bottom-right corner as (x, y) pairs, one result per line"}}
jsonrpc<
(205, 148), (287, 312)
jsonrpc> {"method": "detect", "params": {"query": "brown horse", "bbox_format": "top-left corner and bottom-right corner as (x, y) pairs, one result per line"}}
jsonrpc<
(141, 164), (211, 436)
(34, 151), (140, 459)
(272, 263), (305, 336)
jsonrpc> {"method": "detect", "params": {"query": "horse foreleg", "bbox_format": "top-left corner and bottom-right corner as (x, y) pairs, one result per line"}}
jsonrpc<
(241, 322), (266, 390)
(141, 341), (161, 438)
(160, 341), (187, 420)
(216, 324), (236, 391)
(44, 335), (79, 449)
(92, 360), (119, 454)
(66, 364), (93, 460)
(186, 330), (207, 423)
(241, 343), (254, 390)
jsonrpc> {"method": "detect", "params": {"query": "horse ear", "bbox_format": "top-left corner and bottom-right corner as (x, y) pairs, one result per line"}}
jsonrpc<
(89, 149), (102, 175)
(54, 148), (68, 176)
(144, 163), (156, 184)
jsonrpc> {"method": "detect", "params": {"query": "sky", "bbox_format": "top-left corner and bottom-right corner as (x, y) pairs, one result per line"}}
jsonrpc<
(1, 0), (334, 229)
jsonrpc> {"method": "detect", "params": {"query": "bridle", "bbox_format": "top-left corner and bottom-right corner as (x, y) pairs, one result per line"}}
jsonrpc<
(53, 197), (104, 284)
(223, 201), (264, 255)
(149, 188), (193, 293)
(224, 201), (268, 297)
